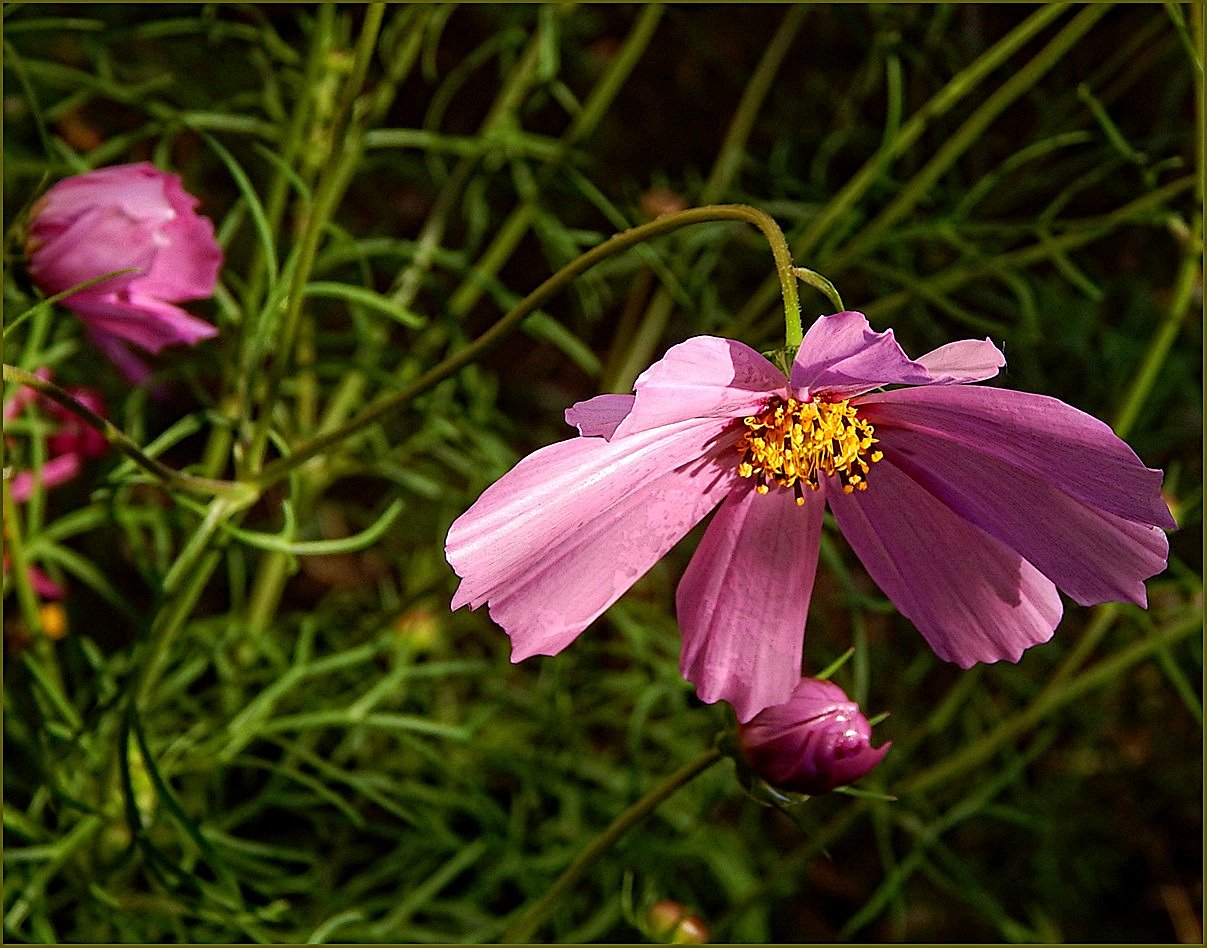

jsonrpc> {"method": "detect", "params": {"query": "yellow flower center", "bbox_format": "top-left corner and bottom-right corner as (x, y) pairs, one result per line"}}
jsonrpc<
(736, 396), (883, 503)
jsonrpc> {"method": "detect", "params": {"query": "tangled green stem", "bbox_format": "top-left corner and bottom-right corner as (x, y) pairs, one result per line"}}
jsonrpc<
(256, 204), (805, 488)
(499, 746), (723, 944)
(2, 364), (252, 501)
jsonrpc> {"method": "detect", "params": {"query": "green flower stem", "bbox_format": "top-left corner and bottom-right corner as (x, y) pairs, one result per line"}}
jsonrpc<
(730, 2), (1078, 331)
(243, 2), (386, 472)
(136, 493), (254, 709)
(438, 4), (664, 329)
(135, 547), (227, 712)
(311, 5), (659, 438)
(825, 3), (1111, 273)
(897, 609), (1202, 798)
(256, 204), (802, 488)
(499, 746), (723, 944)
(240, 8), (429, 636)
(1, 481), (80, 734)
(2, 480), (46, 642)
(1110, 192), (1202, 434)
(605, 7), (806, 391)
(1, 364), (251, 501)
(863, 175), (1196, 322)
(701, 6), (807, 203)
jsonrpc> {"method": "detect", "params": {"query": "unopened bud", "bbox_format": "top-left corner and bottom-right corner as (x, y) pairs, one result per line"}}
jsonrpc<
(737, 677), (889, 795)
(647, 900), (710, 944)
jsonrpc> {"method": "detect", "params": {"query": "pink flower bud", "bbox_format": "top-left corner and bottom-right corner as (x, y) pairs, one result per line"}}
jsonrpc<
(737, 677), (889, 795)
(26, 162), (222, 371)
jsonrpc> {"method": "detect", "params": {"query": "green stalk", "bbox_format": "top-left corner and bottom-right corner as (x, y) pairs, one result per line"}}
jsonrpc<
(825, 3), (1112, 272)
(1111, 223), (1202, 438)
(862, 175), (1195, 321)
(241, 6), (429, 635)
(440, 4), (665, 325)
(244, 3), (387, 471)
(1, 364), (250, 500)
(731, 3), (1075, 329)
(898, 610), (1201, 798)
(387, 28), (549, 314)
(604, 6), (806, 391)
(256, 204), (801, 488)
(499, 747), (722, 944)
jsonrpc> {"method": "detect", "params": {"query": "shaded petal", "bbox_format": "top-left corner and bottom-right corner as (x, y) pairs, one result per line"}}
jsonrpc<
(613, 336), (786, 437)
(29, 205), (156, 297)
(143, 172), (224, 301)
(876, 425), (1168, 606)
(827, 458), (1063, 667)
(86, 330), (154, 385)
(65, 293), (218, 353)
(565, 394), (634, 439)
(28, 564), (66, 601)
(9, 454), (83, 503)
(914, 338), (1006, 383)
(856, 385), (1176, 530)
(677, 481), (825, 722)
(447, 420), (737, 660)
(791, 312), (1005, 399)
(791, 311), (933, 398)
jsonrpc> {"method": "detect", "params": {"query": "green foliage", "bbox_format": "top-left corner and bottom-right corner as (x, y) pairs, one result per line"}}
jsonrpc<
(3, 4), (1201, 943)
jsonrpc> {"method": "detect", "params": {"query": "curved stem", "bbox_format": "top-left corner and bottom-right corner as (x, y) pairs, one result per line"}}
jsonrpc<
(257, 204), (800, 487)
(499, 746), (723, 944)
(2, 364), (251, 500)
(792, 266), (845, 315)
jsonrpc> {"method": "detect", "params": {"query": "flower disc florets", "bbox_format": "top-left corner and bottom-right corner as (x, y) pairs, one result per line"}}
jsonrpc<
(736, 395), (882, 501)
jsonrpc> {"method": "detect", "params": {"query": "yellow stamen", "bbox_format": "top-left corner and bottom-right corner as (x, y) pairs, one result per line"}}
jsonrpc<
(736, 396), (882, 501)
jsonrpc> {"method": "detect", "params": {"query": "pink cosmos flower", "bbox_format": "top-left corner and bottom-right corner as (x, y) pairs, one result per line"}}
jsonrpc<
(4, 368), (108, 503)
(26, 162), (223, 380)
(446, 312), (1174, 722)
(737, 676), (889, 795)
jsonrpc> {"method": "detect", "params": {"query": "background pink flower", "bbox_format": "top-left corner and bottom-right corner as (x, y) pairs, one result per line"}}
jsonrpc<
(26, 162), (223, 380)
(446, 313), (1174, 722)
(738, 677), (889, 795)
(4, 370), (109, 503)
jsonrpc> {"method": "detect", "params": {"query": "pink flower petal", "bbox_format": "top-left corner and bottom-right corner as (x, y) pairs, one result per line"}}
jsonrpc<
(447, 420), (737, 661)
(791, 312), (1005, 399)
(875, 424), (1169, 606)
(564, 394), (635, 439)
(28, 564), (66, 601)
(677, 482), (825, 722)
(29, 205), (157, 297)
(827, 458), (1063, 667)
(86, 330), (154, 384)
(9, 454), (83, 503)
(35, 162), (175, 226)
(66, 294), (218, 353)
(791, 311), (934, 398)
(139, 201), (224, 301)
(857, 385), (1176, 530)
(613, 336), (786, 437)
(914, 338), (1006, 383)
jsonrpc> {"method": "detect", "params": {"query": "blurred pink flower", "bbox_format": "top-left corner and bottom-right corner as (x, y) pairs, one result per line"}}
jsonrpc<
(1, 554), (65, 601)
(738, 677), (889, 795)
(446, 312), (1174, 721)
(26, 162), (222, 380)
(5, 368), (108, 503)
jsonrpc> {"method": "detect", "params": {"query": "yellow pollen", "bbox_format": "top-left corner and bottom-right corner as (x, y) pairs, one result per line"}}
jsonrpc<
(736, 396), (882, 502)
